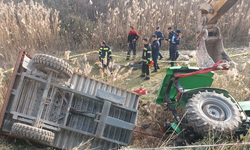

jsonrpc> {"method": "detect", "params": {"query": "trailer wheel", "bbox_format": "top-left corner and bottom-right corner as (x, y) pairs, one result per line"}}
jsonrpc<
(32, 54), (73, 79)
(11, 123), (55, 143)
(185, 91), (242, 136)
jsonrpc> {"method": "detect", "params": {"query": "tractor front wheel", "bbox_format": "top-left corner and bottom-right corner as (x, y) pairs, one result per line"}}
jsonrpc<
(185, 91), (241, 136)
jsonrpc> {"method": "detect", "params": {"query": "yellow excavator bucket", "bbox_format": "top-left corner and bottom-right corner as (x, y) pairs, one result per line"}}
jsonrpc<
(196, 0), (238, 68)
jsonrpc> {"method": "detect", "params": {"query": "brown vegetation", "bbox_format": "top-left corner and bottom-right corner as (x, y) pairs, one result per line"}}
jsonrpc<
(0, 0), (61, 69)
(1, 0), (250, 71)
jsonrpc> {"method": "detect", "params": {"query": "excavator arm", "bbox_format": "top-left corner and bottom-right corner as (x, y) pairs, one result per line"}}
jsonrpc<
(196, 0), (238, 68)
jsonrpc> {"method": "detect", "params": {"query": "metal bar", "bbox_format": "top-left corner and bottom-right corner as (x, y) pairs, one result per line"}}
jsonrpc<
(67, 131), (75, 149)
(11, 111), (36, 120)
(111, 127), (117, 139)
(44, 74), (57, 120)
(51, 115), (65, 122)
(0, 50), (24, 128)
(59, 125), (128, 146)
(40, 124), (59, 131)
(70, 109), (96, 119)
(23, 80), (36, 114)
(207, 0), (238, 24)
(86, 100), (95, 132)
(34, 72), (53, 127)
(81, 98), (90, 131)
(56, 90), (66, 124)
(63, 74), (78, 126)
(96, 101), (111, 137)
(17, 117), (33, 124)
(27, 82), (39, 116)
(73, 77), (84, 129)
(45, 88), (57, 120)
(133, 95), (139, 109)
(10, 72), (26, 112)
(21, 80), (33, 114)
(78, 98), (88, 130)
(11, 111), (61, 129)
(133, 126), (168, 139)
(96, 89), (124, 105)
(106, 117), (134, 131)
(16, 79), (29, 112)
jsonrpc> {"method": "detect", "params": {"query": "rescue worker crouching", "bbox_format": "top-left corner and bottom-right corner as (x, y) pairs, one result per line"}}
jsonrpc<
(151, 34), (160, 73)
(99, 40), (112, 72)
(140, 38), (151, 80)
(170, 30), (181, 67)
(126, 26), (140, 61)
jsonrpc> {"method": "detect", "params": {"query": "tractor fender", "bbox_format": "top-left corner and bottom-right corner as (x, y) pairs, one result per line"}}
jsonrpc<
(181, 87), (235, 103)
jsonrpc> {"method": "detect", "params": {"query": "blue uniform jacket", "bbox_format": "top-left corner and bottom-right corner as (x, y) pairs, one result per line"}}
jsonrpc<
(155, 31), (164, 46)
(171, 34), (181, 46)
(168, 31), (176, 44)
(151, 40), (160, 59)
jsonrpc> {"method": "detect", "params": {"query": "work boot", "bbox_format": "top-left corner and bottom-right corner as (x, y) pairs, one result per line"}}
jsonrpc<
(144, 77), (150, 80)
(151, 70), (157, 73)
(157, 66), (160, 69)
(140, 74), (145, 77)
(159, 56), (163, 60)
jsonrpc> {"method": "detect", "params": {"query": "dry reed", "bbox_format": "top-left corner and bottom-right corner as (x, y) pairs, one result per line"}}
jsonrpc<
(0, 0), (61, 70)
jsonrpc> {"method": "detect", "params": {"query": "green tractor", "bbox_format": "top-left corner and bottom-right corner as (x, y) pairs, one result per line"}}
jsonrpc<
(157, 65), (250, 140)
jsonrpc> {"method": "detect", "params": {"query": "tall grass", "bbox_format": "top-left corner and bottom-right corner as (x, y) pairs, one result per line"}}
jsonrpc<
(0, 67), (6, 110)
(212, 57), (250, 101)
(0, 0), (61, 70)
(1, 0), (250, 71)
(59, 0), (250, 51)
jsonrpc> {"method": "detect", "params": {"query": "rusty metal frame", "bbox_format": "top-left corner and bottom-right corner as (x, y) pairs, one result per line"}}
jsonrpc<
(0, 50), (25, 128)
(133, 126), (169, 139)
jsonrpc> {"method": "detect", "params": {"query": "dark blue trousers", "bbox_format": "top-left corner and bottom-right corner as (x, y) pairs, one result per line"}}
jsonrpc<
(170, 46), (179, 67)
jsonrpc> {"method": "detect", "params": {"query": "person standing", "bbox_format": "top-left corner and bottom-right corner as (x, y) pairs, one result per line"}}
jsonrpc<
(99, 40), (112, 70)
(170, 30), (181, 67)
(154, 26), (164, 60)
(126, 26), (140, 61)
(166, 27), (176, 60)
(151, 34), (160, 73)
(140, 38), (151, 80)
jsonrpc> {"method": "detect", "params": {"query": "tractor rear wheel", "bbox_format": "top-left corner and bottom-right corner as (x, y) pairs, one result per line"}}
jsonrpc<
(185, 91), (242, 136)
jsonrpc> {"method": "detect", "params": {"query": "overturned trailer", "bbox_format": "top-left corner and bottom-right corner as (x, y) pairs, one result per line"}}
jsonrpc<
(0, 50), (140, 150)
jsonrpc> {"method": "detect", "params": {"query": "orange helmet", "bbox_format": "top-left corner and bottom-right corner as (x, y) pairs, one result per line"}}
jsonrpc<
(148, 61), (154, 66)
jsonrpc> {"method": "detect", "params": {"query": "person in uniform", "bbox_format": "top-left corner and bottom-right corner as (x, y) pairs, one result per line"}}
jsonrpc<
(154, 26), (164, 60)
(126, 26), (140, 61)
(140, 38), (151, 80)
(151, 34), (160, 73)
(99, 40), (112, 70)
(166, 27), (175, 60)
(170, 30), (181, 67)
